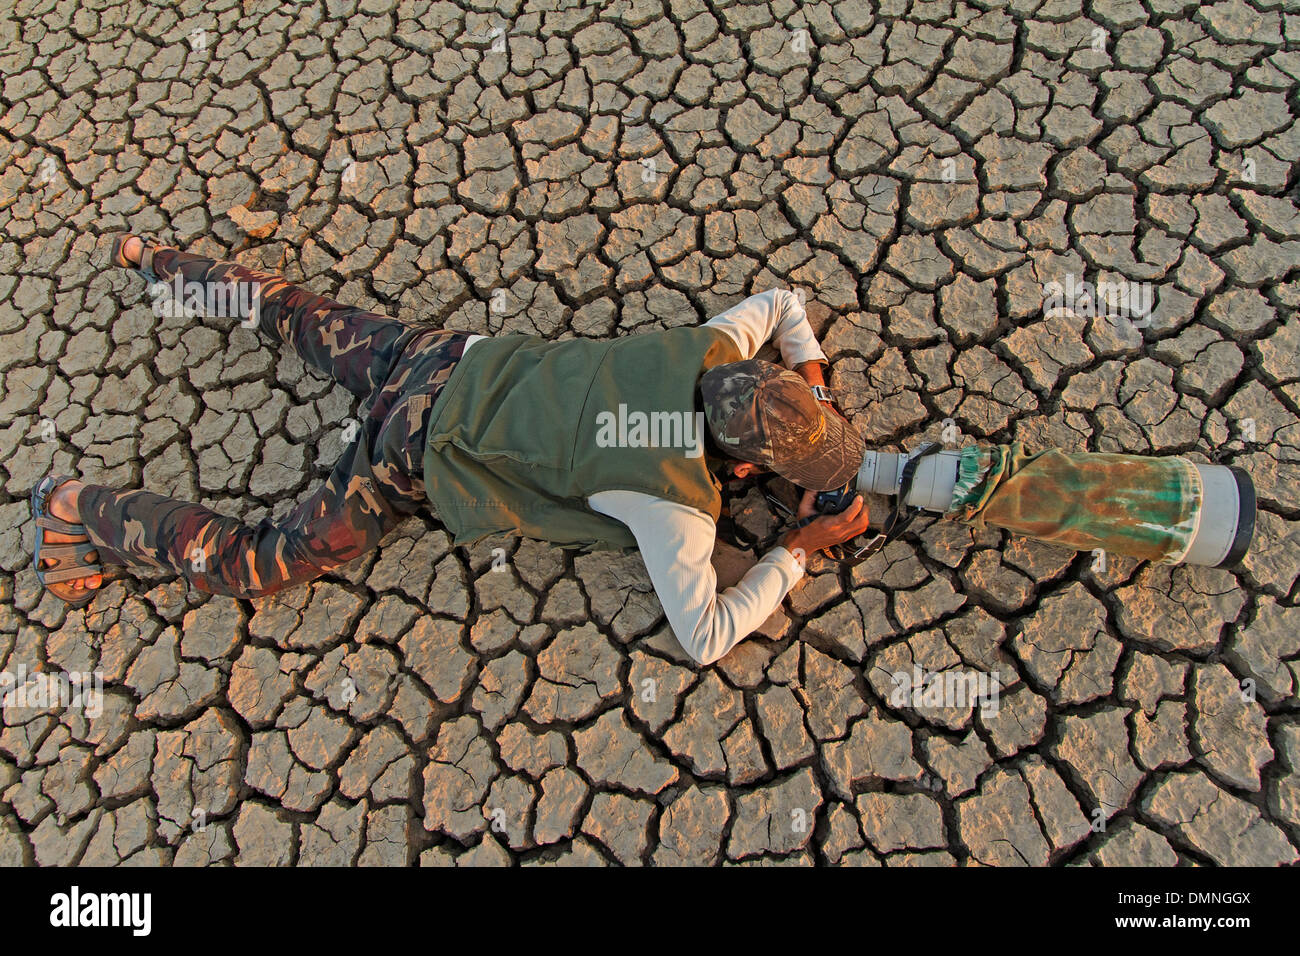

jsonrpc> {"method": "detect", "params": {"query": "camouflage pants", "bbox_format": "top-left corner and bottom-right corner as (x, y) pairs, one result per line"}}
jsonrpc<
(78, 248), (471, 598)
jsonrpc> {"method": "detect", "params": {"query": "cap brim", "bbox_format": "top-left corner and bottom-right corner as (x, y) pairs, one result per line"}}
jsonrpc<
(773, 407), (865, 492)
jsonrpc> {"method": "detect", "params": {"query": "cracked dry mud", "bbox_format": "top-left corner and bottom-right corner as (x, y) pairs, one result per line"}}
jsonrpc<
(1, 0), (1299, 867)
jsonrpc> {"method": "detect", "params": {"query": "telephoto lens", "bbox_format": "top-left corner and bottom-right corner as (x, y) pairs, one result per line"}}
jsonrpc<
(852, 448), (1255, 569)
(1180, 463), (1256, 567)
(856, 448), (965, 514)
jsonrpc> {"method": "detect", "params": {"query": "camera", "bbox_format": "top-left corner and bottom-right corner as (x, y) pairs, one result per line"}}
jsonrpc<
(813, 485), (855, 515)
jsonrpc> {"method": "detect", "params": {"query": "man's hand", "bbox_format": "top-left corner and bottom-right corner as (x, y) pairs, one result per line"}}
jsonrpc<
(780, 489), (871, 563)
(794, 359), (827, 387)
(794, 359), (849, 423)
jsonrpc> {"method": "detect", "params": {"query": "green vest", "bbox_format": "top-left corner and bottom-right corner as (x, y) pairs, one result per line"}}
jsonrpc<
(421, 325), (743, 551)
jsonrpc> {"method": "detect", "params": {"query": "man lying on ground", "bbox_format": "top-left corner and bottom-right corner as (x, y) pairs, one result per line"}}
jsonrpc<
(31, 237), (869, 664)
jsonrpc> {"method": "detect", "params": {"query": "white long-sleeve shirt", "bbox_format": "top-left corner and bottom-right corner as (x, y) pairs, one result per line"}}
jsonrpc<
(459, 289), (829, 665)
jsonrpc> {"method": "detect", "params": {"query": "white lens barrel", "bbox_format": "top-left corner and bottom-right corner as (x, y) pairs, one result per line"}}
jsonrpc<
(1181, 464), (1256, 568)
(856, 449), (963, 513)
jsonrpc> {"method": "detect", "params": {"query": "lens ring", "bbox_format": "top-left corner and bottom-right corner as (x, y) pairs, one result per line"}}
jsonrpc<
(1220, 466), (1256, 568)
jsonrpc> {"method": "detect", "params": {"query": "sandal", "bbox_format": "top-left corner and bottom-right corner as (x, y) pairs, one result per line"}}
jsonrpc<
(31, 473), (103, 608)
(109, 234), (161, 282)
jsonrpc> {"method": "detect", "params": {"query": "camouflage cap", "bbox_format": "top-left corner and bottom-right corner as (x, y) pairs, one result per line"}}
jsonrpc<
(700, 359), (865, 492)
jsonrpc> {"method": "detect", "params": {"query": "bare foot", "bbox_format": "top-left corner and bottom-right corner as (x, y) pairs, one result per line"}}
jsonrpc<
(41, 480), (102, 593)
(121, 236), (143, 266)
